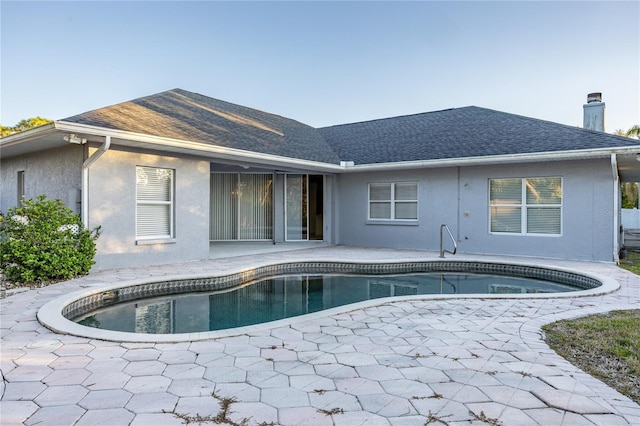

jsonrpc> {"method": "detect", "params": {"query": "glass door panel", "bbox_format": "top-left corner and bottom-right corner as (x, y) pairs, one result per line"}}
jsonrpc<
(238, 174), (273, 240)
(210, 173), (238, 240)
(286, 174), (307, 241)
(210, 173), (273, 241)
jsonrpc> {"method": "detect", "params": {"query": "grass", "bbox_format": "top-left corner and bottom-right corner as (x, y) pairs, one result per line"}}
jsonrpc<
(543, 253), (640, 405)
(619, 249), (640, 276)
(543, 310), (640, 404)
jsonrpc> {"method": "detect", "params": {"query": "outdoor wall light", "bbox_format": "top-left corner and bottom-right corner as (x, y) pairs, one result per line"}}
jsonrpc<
(64, 134), (87, 145)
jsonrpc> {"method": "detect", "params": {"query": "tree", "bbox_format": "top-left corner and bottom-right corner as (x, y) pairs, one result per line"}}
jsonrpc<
(0, 116), (52, 137)
(615, 125), (640, 139)
(622, 182), (638, 209)
(617, 126), (640, 208)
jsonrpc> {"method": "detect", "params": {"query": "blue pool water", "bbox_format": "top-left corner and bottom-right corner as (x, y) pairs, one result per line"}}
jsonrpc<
(74, 272), (579, 334)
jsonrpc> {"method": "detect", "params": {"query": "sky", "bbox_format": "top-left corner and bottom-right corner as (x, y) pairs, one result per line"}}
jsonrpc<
(1, 1), (638, 134)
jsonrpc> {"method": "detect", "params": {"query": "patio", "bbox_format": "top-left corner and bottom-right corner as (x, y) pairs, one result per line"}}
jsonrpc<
(1, 246), (639, 425)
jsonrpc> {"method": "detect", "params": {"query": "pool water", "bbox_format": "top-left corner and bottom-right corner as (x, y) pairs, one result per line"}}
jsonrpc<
(74, 272), (578, 334)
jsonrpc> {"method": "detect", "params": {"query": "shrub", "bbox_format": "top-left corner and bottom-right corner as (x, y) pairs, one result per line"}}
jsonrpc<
(0, 195), (101, 283)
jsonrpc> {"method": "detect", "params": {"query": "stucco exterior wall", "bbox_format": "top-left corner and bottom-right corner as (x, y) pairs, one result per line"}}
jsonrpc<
(87, 147), (211, 270)
(335, 159), (615, 262)
(0, 145), (84, 214)
(0, 143), (618, 269)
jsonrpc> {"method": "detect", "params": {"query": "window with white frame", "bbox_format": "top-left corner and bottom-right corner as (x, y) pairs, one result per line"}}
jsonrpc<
(489, 177), (562, 235)
(136, 166), (174, 239)
(368, 182), (418, 220)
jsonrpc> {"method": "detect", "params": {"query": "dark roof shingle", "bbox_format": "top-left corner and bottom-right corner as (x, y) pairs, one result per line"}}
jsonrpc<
(63, 88), (341, 164)
(63, 89), (638, 166)
(318, 106), (638, 164)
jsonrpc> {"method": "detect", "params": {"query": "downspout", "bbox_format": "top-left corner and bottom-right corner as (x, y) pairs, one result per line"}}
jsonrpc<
(611, 153), (620, 263)
(456, 166), (461, 243)
(82, 136), (111, 226)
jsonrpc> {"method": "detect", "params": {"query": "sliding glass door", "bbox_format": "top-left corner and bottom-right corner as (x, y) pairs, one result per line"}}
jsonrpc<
(285, 174), (323, 241)
(286, 174), (307, 241)
(210, 173), (273, 241)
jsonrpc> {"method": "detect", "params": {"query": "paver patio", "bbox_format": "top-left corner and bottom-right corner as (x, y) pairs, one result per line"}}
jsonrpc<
(1, 246), (639, 425)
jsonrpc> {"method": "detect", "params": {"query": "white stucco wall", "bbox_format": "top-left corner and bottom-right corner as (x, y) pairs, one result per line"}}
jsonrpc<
(86, 147), (211, 270)
(334, 158), (616, 262)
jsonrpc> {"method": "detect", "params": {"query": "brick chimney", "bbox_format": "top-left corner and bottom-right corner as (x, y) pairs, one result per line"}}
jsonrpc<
(583, 92), (605, 131)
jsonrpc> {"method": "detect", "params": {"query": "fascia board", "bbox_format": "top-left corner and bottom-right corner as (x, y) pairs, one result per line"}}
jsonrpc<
(338, 147), (640, 172)
(0, 123), (57, 146)
(54, 121), (345, 173)
(24, 121), (640, 174)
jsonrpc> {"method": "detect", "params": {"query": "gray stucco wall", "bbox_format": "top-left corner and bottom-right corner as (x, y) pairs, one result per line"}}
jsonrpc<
(0, 145), (84, 214)
(0, 145), (617, 270)
(334, 159), (615, 262)
(87, 147), (211, 270)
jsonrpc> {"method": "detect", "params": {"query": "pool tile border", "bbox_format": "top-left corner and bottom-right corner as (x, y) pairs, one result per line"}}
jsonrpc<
(38, 259), (618, 343)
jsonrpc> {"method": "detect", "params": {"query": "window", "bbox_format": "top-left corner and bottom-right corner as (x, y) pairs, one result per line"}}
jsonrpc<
(136, 166), (174, 240)
(489, 177), (562, 235)
(17, 171), (25, 206)
(368, 182), (418, 220)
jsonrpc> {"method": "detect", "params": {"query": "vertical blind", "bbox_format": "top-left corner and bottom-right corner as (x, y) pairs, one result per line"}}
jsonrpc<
(136, 166), (173, 239)
(210, 174), (238, 240)
(239, 174), (273, 240)
(210, 173), (273, 241)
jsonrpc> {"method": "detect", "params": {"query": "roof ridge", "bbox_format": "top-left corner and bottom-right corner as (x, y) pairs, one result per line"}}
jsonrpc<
(60, 88), (181, 120)
(167, 88), (317, 129)
(317, 106), (479, 130)
(318, 104), (630, 140)
(476, 106), (636, 140)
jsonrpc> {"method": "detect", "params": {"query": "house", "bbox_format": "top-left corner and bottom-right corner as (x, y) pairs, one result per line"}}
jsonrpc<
(1, 89), (639, 270)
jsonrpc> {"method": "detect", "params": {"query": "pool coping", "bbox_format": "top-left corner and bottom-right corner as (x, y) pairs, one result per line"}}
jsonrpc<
(37, 258), (620, 343)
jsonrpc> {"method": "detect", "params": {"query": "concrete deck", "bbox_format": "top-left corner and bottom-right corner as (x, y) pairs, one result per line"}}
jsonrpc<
(1, 246), (639, 425)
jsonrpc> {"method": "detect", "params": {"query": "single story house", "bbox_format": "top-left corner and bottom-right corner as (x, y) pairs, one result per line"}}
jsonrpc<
(2, 89), (639, 270)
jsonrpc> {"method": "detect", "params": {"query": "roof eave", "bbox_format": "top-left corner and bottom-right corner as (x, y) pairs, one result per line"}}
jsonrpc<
(54, 121), (345, 173)
(0, 122), (58, 146)
(6, 121), (640, 174)
(339, 147), (640, 172)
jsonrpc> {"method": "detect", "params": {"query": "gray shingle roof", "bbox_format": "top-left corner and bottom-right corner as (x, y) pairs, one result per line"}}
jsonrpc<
(62, 89), (638, 166)
(62, 89), (341, 164)
(318, 106), (638, 165)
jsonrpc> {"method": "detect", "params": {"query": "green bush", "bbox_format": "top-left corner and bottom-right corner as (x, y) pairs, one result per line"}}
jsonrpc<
(0, 195), (101, 283)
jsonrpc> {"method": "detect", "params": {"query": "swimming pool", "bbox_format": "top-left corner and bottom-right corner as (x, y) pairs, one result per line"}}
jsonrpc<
(38, 260), (616, 343)
(72, 272), (582, 334)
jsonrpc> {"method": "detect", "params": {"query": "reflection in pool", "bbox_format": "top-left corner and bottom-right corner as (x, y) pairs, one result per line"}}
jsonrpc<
(74, 273), (578, 334)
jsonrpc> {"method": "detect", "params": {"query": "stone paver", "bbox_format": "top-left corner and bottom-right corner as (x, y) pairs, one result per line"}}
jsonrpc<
(1, 246), (639, 425)
(78, 389), (133, 410)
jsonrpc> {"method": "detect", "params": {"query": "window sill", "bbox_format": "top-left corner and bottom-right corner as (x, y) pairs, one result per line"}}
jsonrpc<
(136, 238), (177, 245)
(366, 220), (419, 226)
(489, 232), (561, 237)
